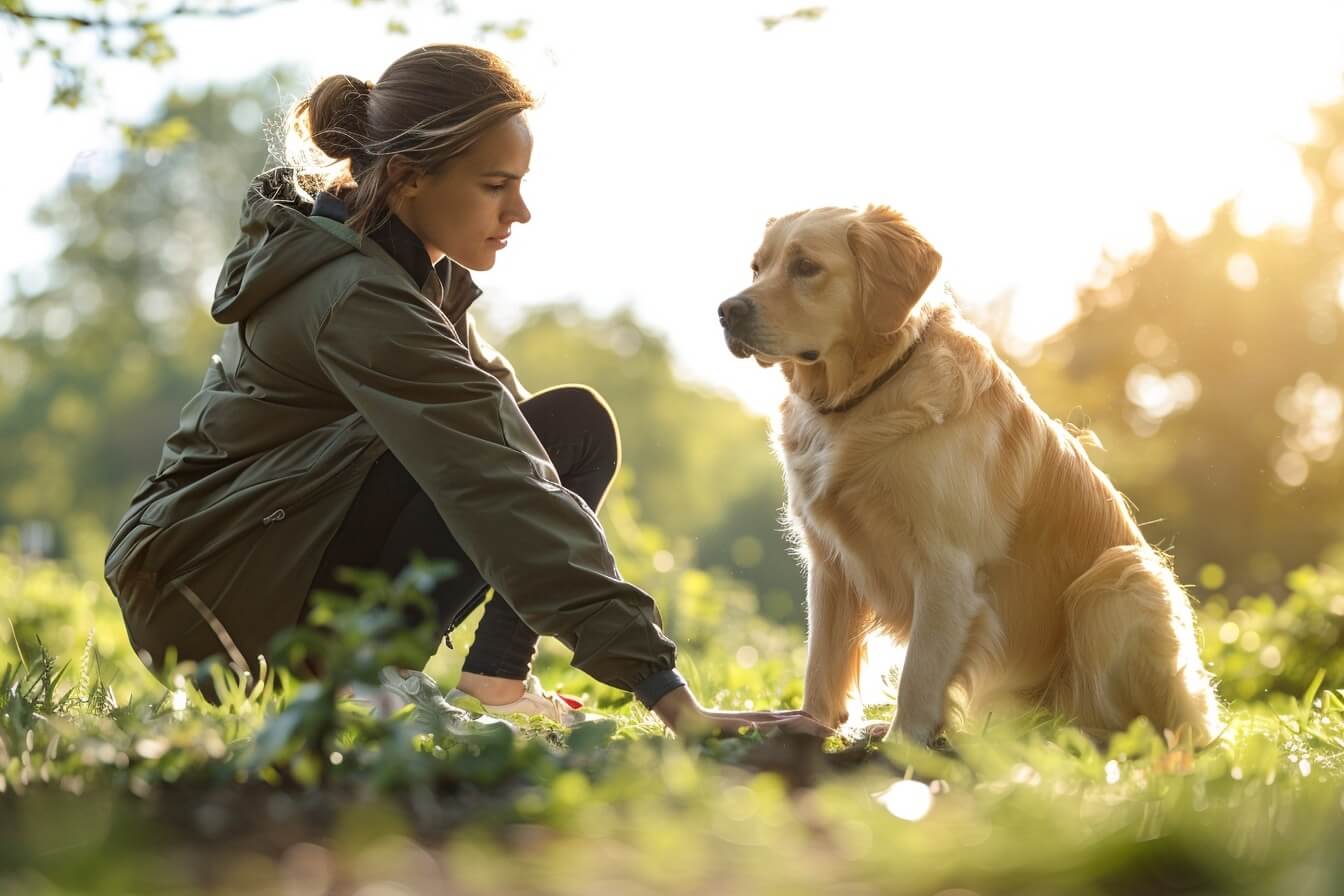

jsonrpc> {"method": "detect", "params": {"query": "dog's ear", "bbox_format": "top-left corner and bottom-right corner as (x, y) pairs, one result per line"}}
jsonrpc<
(846, 204), (942, 335)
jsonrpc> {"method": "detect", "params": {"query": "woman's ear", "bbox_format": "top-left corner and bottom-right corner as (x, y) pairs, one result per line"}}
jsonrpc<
(385, 154), (422, 202)
(845, 204), (942, 335)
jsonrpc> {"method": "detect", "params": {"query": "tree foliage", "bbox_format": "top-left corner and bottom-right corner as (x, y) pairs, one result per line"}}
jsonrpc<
(2, 0), (510, 109)
(0, 72), (283, 557)
(1017, 99), (1344, 595)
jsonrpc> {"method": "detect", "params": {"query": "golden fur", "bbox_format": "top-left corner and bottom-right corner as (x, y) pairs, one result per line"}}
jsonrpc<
(719, 205), (1222, 745)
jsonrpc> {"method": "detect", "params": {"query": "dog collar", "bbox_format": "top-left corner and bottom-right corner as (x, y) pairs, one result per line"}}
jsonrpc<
(816, 333), (924, 416)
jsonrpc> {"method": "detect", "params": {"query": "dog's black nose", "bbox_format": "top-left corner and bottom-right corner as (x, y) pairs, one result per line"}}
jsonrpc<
(718, 296), (750, 328)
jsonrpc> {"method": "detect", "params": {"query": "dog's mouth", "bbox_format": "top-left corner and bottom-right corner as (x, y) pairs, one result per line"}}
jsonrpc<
(724, 332), (821, 365)
(726, 334), (757, 359)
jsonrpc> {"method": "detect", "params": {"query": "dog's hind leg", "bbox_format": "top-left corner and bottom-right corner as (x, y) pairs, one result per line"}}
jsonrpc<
(947, 599), (1008, 732)
(1053, 545), (1221, 746)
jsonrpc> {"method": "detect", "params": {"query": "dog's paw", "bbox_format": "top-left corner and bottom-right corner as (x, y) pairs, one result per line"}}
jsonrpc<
(858, 720), (891, 741)
(885, 718), (943, 749)
(802, 704), (846, 729)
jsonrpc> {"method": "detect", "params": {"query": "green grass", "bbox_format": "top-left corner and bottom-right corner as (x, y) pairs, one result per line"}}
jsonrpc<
(3, 548), (1344, 895)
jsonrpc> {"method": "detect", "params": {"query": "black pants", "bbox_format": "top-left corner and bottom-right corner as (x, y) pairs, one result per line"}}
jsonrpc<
(306, 385), (620, 679)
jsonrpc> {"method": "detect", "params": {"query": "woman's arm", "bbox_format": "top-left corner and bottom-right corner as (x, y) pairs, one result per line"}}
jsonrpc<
(316, 279), (829, 737)
(461, 311), (531, 402)
(316, 280), (679, 698)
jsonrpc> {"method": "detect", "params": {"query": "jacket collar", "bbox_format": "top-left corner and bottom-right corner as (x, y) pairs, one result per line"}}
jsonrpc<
(311, 191), (483, 314)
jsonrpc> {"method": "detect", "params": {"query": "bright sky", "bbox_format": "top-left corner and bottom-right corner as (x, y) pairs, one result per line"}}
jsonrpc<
(4, 0), (1343, 414)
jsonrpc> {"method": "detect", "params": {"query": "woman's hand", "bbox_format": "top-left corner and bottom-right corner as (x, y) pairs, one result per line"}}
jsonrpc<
(701, 708), (834, 738)
(651, 686), (833, 739)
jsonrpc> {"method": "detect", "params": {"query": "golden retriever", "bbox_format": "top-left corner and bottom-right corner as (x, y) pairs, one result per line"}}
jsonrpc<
(718, 204), (1222, 746)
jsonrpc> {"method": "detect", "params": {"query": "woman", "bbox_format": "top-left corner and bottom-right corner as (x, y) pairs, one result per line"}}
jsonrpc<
(103, 44), (825, 739)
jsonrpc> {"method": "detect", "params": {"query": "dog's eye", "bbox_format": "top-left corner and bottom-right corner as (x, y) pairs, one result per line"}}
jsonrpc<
(791, 257), (821, 278)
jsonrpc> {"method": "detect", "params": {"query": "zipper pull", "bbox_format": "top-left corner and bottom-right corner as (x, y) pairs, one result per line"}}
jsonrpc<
(262, 508), (286, 525)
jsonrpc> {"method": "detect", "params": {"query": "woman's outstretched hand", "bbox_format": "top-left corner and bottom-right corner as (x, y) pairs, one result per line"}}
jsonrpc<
(651, 686), (833, 739)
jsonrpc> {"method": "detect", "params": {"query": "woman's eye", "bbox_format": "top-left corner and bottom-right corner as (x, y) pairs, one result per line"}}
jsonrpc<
(791, 257), (820, 277)
(485, 182), (508, 192)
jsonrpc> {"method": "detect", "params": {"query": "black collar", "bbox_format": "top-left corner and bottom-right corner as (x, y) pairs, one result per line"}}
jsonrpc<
(310, 192), (482, 312)
(816, 333), (924, 416)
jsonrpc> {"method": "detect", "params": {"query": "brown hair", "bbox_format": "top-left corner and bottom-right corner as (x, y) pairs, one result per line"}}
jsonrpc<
(280, 44), (535, 233)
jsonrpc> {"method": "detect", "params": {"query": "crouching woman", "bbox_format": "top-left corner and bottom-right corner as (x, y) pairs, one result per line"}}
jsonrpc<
(103, 43), (825, 739)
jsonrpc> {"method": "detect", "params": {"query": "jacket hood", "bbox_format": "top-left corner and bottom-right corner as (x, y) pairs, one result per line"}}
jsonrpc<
(212, 168), (360, 324)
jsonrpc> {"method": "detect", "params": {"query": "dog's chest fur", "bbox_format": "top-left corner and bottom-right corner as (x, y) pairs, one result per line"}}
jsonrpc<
(774, 392), (1014, 628)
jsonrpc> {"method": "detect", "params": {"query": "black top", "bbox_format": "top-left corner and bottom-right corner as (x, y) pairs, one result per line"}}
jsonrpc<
(311, 191), (482, 313)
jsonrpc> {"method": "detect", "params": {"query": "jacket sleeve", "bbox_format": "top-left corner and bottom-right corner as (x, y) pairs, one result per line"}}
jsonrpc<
(462, 312), (531, 403)
(315, 279), (683, 706)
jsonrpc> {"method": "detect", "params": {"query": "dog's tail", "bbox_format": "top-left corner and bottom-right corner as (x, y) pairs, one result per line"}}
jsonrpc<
(1051, 544), (1222, 746)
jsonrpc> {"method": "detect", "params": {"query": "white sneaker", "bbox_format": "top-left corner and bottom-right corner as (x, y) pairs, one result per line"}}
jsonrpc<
(345, 667), (514, 736)
(445, 675), (598, 727)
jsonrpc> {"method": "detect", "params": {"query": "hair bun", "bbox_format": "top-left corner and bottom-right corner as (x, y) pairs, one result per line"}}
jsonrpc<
(307, 74), (374, 162)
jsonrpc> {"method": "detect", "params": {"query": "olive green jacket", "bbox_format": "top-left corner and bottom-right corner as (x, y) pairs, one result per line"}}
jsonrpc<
(104, 168), (682, 705)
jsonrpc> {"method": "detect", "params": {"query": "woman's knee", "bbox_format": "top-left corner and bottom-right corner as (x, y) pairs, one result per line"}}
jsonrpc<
(525, 384), (621, 464)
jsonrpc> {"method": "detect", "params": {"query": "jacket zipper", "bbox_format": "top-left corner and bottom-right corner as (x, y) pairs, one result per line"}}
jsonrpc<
(441, 590), (491, 650)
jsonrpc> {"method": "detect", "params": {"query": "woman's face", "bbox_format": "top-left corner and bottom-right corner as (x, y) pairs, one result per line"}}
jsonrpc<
(392, 112), (533, 272)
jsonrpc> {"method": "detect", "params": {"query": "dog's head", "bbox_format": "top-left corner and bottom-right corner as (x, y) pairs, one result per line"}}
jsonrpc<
(718, 204), (941, 368)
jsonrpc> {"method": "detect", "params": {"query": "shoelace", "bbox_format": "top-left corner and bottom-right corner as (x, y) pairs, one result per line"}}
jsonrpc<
(543, 692), (577, 719)
(524, 683), (584, 722)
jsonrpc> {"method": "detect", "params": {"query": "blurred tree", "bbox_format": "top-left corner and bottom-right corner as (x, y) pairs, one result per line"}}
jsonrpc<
(0, 71), (288, 553)
(693, 475), (804, 623)
(1016, 96), (1344, 596)
(7, 0), (294, 108)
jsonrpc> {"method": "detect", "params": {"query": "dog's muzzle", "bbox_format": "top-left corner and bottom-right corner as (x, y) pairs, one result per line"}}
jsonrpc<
(718, 295), (756, 358)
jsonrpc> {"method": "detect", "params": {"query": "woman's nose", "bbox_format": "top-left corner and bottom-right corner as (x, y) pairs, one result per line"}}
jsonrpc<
(511, 196), (531, 225)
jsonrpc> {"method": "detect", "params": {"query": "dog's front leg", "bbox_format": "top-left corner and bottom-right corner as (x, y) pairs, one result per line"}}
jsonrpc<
(888, 550), (981, 746)
(801, 546), (867, 729)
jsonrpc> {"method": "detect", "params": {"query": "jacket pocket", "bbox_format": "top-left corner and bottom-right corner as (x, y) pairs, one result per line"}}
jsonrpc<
(142, 415), (370, 530)
(151, 434), (379, 586)
(158, 459), (369, 590)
